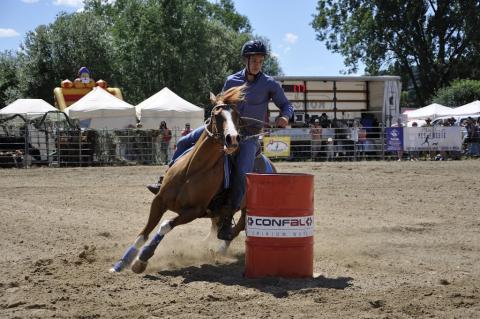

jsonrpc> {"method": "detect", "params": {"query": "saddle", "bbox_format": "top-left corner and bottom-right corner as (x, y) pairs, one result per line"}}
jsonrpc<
(206, 152), (274, 217)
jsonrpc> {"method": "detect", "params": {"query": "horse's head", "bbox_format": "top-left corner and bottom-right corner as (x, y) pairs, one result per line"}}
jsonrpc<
(208, 85), (245, 154)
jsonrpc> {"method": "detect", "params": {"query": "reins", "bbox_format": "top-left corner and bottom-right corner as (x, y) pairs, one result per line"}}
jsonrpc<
(203, 104), (232, 144)
(237, 116), (275, 141)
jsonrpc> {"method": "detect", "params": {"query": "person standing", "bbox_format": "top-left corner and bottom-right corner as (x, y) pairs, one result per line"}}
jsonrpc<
(146, 39), (294, 240)
(392, 117), (405, 161)
(310, 119), (322, 159)
(159, 121), (172, 165)
(181, 123), (192, 137)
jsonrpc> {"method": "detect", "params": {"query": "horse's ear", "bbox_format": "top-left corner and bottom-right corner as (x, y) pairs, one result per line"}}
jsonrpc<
(209, 92), (216, 105)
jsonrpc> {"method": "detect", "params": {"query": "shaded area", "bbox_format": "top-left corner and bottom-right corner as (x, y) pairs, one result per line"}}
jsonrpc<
(145, 256), (353, 297)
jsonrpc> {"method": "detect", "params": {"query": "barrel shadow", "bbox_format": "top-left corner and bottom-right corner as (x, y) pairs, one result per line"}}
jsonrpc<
(144, 255), (353, 297)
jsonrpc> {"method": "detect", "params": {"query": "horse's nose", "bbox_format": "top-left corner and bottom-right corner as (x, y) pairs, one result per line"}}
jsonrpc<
(225, 134), (238, 148)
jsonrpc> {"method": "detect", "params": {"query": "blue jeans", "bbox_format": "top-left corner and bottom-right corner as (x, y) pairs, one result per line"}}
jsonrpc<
(169, 126), (205, 165)
(171, 126), (258, 209)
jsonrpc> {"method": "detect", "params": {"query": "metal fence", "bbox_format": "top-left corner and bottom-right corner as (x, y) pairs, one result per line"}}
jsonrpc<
(267, 126), (391, 161)
(0, 127), (185, 168)
(0, 125), (420, 168)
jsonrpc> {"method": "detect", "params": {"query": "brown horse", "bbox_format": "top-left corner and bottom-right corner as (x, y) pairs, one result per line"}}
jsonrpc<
(110, 86), (246, 273)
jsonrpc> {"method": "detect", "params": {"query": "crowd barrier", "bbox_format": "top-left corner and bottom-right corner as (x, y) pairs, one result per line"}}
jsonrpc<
(0, 126), (475, 168)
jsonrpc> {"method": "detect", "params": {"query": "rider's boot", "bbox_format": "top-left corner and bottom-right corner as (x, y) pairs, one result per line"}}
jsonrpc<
(217, 208), (235, 241)
(146, 176), (163, 194)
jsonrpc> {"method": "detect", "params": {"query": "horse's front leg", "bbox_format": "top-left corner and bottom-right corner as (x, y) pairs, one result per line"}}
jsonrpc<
(131, 207), (205, 274)
(110, 194), (167, 273)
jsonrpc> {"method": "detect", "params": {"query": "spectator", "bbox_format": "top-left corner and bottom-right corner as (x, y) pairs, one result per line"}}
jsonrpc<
(159, 121), (172, 165)
(465, 118), (480, 157)
(319, 112), (331, 128)
(392, 117), (404, 161)
(310, 119), (322, 159)
(13, 149), (24, 168)
(409, 122), (420, 161)
(350, 119), (364, 160)
(326, 137), (335, 161)
(181, 123), (192, 137)
(423, 118), (432, 127)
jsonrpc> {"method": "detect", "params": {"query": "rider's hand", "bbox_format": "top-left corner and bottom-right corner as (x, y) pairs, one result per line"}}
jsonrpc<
(275, 116), (289, 128)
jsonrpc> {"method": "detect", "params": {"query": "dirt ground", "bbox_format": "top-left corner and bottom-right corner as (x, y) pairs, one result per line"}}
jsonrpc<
(0, 161), (479, 318)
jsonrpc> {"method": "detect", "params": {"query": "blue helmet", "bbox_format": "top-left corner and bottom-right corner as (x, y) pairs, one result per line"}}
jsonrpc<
(241, 40), (267, 57)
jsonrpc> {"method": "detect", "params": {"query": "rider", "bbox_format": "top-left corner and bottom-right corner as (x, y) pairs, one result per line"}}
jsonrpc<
(147, 39), (294, 240)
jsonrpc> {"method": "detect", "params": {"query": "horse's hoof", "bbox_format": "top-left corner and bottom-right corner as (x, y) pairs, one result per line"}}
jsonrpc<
(131, 259), (148, 274)
(217, 229), (234, 241)
(109, 260), (126, 273)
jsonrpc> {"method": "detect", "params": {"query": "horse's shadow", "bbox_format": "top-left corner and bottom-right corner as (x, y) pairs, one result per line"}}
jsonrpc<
(143, 254), (353, 298)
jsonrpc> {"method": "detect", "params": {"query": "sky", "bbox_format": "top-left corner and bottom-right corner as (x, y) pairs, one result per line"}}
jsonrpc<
(0, 0), (355, 76)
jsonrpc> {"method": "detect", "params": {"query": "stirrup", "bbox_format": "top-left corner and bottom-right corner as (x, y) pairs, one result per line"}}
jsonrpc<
(146, 176), (164, 195)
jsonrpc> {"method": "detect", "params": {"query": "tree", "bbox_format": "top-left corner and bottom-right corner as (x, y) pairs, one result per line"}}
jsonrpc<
(106, 0), (275, 106)
(11, 0), (281, 109)
(311, 0), (480, 106)
(432, 79), (480, 107)
(16, 25), (56, 103)
(16, 11), (114, 104)
(0, 51), (20, 107)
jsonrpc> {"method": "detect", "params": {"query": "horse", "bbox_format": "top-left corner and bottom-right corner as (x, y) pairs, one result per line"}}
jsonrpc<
(110, 85), (277, 274)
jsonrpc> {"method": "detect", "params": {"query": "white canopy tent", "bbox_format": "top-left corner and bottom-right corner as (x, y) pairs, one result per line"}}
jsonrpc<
(403, 103), (452, 120)
(64, 87), (137, 129)
(448, 100), (480, 116)
(136, 87), (204, 130)
(0, 99), (58, 119)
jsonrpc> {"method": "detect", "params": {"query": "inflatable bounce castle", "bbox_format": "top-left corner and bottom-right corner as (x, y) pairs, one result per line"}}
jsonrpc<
(53, 67), (123, 111)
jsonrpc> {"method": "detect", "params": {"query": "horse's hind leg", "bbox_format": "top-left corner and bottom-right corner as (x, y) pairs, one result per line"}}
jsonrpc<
(110, 195), (167, 273)
(230, 208), (246, 239)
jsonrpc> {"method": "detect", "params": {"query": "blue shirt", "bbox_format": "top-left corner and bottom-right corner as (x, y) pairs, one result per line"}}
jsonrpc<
(222, 69), (294, 129)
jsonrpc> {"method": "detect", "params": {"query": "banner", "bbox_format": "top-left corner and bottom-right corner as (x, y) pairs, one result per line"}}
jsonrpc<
(386, 127), (404, 151)
(403, 127), (462, 151)
(263, 136), (291, 157)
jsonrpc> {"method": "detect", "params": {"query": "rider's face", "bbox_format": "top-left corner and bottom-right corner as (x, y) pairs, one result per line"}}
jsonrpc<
(245, 55), (265, 75)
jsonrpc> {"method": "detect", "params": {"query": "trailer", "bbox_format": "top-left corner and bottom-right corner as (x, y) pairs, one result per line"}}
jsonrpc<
(266, 75), (402, 160)
(270, 75), (401, 127)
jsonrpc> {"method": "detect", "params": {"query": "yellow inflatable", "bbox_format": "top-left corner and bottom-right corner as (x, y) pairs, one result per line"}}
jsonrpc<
(53, 67), (123, 111)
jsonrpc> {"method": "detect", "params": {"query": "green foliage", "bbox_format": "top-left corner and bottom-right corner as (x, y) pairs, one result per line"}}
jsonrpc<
(0, 51), (21, 107)
(311, 1), (480, 106)
(7, 0), (281, 110)
(432, 79), (480, 107)
(16, 11), (114, 104)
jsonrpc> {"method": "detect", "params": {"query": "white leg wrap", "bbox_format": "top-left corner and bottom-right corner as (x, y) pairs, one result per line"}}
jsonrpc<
(133, 236), (146, 249)
(158, 219), (172, 236)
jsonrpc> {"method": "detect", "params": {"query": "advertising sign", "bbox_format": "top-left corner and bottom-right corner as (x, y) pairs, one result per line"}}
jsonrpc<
(263, 136), (291, 157)
(245, 215), (314, 238)
(403, 127), (462, 151)
(386, 127), (404, 151)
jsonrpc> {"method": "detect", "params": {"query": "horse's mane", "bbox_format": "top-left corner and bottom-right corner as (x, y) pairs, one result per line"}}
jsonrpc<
(219, 84), (246, 105)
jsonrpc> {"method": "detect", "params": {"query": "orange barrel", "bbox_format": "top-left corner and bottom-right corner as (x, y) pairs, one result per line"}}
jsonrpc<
(244, 173), (314, 278)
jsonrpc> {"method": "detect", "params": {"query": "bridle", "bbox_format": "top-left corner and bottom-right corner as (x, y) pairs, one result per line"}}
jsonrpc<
(204, 103), (239, 144)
